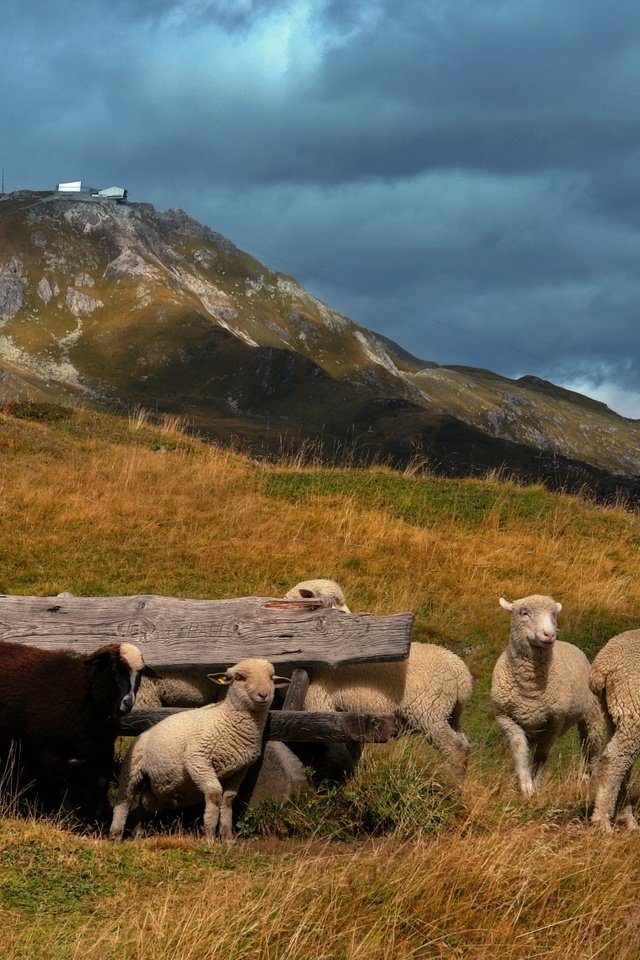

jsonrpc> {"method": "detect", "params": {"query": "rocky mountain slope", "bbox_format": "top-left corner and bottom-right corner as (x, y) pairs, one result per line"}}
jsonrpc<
(1, 189), (639, 500)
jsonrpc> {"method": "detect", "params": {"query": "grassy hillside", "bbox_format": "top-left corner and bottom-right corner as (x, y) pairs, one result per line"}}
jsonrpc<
(0, 403), (639, 958)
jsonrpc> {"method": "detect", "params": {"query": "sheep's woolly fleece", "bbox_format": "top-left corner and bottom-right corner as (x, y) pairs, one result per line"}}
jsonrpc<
(119, 643), (146, 673)
(590, 629), (640, 830)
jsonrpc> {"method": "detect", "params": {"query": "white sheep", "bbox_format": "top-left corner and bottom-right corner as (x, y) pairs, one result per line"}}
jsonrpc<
(589, 630), (640, 831)
(284, 579), (351, 612)
(291, 581), (473, 783)
(135, 670), (213, 708)
(109, 658), (290, 841)
(491, 594), (603, 796)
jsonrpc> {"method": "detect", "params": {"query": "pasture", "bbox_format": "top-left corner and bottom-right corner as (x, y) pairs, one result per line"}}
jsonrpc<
(0, 403), (638, 959)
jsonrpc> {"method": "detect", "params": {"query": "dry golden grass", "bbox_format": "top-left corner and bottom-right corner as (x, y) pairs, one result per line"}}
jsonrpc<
(0, 406), (639, 959)
(1, 410), (638, 609)
(0, 757), (638, 960)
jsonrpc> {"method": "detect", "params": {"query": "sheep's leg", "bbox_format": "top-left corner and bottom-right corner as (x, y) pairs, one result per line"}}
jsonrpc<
(495, 715), (534, 795)
(591, 728), (638, 831)
(614, 769), (639, 830)
(109, 746), (148, 840)
(110, 774), (143, 840)
(185, 760), (224, 841)
(531, 723), (562, 789)
(577, 702), (605, 781)
(202, 783), (223, 840)
(218, 769), (248, 842)
(426, 720), (470, 784)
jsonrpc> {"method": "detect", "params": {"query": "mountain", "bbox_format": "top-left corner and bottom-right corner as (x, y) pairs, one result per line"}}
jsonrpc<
(1, 189), (639, 501)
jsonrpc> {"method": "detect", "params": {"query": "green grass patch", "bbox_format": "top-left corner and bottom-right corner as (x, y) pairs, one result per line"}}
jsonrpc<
(263, 468), (559, 530)
(240, 742), (463, 841)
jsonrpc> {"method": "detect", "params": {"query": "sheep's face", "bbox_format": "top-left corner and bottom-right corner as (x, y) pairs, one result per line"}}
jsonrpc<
(84, 642), (158, 716)
(500, 595), (562, 648)
(208, 658), (290, 711)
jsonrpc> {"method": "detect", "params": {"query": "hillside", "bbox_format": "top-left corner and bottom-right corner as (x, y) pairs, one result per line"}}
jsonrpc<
(0, 404), (639, 959)
(1, 189), (640, 503)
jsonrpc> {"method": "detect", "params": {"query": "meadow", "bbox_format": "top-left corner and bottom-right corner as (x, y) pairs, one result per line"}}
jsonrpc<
(0, 402), (638, 959)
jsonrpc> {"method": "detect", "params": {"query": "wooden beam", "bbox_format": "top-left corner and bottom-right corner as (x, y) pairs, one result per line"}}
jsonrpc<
(281, 667), (309, 710)
(120, 708), (397, 742)
(0, 594), (413, 668)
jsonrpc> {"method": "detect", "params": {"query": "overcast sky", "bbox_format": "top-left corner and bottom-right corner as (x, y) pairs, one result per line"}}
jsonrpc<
(3, 0), (640, 417)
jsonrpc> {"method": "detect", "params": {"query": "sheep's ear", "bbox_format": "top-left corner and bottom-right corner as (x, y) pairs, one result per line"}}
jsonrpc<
(141, 665), (160, 679)
(207, 672), (233, 685)
(272, 676), (291, 688)
(499, 597), (513, 612)
(298, 588), (315, 599)
(555, 602), (563, 614)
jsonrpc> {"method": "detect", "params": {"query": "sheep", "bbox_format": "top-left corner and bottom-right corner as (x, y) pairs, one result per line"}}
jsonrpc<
(304, 642), (473, 782)
(135, 670), (214, 709)
(589, 630), (640, 831)
(284, 579), (351, 612)
(491, 595), (603, 796)
(290, 579), (472, 783)
(0, 640), (155, 822)
(109, 658), (291, 841)
(135, 579), (350, 709)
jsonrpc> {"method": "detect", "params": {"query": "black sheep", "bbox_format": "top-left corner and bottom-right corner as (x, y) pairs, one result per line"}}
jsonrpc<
(0, 640), (155, 824)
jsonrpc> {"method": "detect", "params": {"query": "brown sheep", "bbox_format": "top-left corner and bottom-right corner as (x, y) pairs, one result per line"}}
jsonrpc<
(0, 640), (155, 823)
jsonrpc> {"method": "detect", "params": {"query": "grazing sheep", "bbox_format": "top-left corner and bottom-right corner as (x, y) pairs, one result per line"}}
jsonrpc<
(291, 577), (472, 782)
(284, 579), (351, 612)
(0, 640), (154, 821)
(589, 630), (640, 831)
(491, 595), (603, 796)
(109, 658), (290, 841)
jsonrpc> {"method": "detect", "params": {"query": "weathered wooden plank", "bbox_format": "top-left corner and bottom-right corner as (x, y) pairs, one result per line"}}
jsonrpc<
(120, 709), (397, 742)
(0, 595), (413, 668)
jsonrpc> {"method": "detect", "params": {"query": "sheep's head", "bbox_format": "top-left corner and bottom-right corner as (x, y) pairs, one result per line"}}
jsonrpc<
(284, 579), (351, 613)
(500, 595), (562, 648)
(83, 642), (158, 716)
(208, 658), (290, 711)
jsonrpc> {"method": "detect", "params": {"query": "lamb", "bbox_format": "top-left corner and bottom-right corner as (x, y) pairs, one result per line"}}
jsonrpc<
(135, 579), (350, 709)
(109, 658), (290, 841)
(491, 595), (603, 796)
(589, 630), (640, 830)
(0, 640), (154, 821)
(294, 581), (473, 783)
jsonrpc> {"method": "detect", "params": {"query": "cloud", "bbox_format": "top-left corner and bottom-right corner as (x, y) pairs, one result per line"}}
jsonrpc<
(554, 374), (640, 421)
(2, 0), (640, 418)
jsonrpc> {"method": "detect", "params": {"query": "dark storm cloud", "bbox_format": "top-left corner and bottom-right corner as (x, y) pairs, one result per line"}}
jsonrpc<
(3, 0), (640, 414)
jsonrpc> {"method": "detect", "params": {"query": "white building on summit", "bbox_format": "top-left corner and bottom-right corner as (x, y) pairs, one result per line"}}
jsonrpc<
(94, 186), (127, 200)
(57, 180), (84, 192)
(56, 181), (127, 201)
